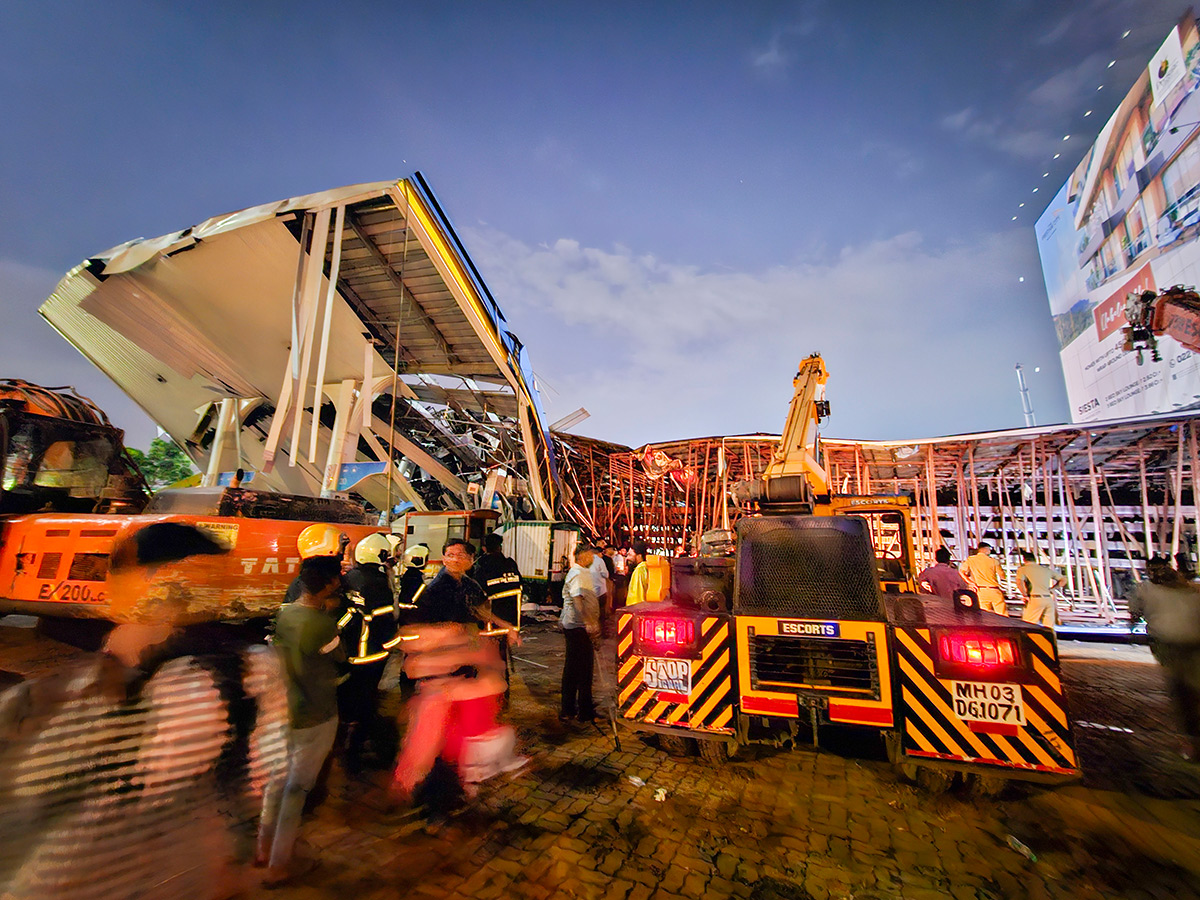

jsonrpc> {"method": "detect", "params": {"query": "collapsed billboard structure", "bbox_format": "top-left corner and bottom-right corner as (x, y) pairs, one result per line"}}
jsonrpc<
(1036, 12), (1200, 422)
(41, 175), (560, 518)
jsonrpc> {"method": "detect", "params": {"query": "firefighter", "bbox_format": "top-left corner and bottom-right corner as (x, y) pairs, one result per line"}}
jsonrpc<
(284, 523), (349, 604)
(470, 532), (522, 688)
(471, 532), (523, 627)
(336, 532), (402, 773)
(398, 544), (430, 620)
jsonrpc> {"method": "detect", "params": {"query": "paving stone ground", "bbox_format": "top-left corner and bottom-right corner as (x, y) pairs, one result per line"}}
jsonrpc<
(3, 617), (1199, 899)
(273, 628), (1200, 900)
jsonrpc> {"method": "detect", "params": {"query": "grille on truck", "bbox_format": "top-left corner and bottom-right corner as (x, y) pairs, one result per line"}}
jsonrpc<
(750, 635), (875, 691)
(735, 516), (885, 620)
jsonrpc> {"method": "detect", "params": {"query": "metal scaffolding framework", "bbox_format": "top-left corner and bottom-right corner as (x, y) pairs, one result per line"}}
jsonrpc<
(555, 413), (1200, 622)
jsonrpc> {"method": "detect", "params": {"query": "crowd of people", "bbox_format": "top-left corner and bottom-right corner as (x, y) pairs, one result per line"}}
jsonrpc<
(262, 528), (653, 886)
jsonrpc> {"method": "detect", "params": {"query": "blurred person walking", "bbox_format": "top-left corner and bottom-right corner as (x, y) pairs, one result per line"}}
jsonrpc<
(391, 539), (522, 821)
(257, 556), (345, 885)
(1129, 556), (1200, 761)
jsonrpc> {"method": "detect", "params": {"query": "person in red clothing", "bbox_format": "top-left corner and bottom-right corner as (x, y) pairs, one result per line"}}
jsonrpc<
(390, 539), (524, 821)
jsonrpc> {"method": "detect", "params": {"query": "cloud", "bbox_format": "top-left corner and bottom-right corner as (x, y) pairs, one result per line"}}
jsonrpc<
(465, 226), (1067, 446)
(1037, 15), (1074, 46)
(859, 139), (924, 179)
(940, 54), (1107, 161)
(749, 1), (822, 78)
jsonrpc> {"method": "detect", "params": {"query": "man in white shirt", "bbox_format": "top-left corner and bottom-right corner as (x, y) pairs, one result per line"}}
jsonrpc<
(561, 546), (600, 722)
(587, 543), (611, 618)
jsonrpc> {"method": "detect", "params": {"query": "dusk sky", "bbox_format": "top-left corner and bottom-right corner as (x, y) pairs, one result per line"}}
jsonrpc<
(0, 1), (1187, 450)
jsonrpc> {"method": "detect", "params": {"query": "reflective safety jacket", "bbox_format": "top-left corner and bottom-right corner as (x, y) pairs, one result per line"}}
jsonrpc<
(470, 552), (522, 625)
(395, 566), (427, 627)
(339, 563), (402, 664)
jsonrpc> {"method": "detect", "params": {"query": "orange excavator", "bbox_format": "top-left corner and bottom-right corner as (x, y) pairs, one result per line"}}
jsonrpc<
(1122, 285), (1200, 365)
(0, 379), (383, 626)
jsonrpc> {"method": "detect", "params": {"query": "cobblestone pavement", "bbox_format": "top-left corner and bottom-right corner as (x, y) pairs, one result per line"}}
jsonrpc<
(3, 618), (1199, 899)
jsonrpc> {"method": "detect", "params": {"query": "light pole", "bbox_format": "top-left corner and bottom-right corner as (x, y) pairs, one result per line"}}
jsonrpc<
(1015, 363), (1036, 427)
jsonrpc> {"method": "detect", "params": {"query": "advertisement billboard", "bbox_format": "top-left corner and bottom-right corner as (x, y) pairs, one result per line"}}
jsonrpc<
(1036, 14), (1200, 422)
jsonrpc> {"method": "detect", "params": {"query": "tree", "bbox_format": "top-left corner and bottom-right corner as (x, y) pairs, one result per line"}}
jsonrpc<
(128, 438), (196, 489)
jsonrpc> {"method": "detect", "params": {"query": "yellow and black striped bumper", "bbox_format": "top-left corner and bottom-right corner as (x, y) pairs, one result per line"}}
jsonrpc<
(894, 627), (1078, 776)
(616, 612), (735, 734)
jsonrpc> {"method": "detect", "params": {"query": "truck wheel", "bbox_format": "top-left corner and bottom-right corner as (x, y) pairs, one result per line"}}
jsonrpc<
(660, 734), (696, 757)
(966, 773), (1009, 798)
(914, 766), (956, 794)
(698, 738), (735, 764)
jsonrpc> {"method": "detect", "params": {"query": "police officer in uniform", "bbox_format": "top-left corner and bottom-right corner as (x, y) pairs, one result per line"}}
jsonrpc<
(336, 533), (403, 773)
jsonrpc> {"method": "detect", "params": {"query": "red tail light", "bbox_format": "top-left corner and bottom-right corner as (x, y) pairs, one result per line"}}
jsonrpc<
(639, 617), (695, 647)
(939, 634), (1017, 667)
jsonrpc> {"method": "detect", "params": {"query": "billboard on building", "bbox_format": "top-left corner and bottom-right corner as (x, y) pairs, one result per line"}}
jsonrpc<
(1036, 14), (1200, 422)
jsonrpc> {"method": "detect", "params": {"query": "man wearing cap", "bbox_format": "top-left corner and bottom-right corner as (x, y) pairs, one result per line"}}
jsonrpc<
(960, 543), (1008, 616)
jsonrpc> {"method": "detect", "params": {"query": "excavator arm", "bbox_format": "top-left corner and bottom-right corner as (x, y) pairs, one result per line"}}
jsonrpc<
(730, 353), (832, 511)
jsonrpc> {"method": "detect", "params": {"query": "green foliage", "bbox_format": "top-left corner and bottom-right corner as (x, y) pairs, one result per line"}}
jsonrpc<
(128, 437), (196, 488)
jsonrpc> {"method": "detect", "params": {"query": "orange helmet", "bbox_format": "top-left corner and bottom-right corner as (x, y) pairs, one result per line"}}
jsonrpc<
(297, 523), (343, 559)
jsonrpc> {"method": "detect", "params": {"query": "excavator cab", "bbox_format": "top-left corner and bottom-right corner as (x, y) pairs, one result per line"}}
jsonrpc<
(1, 408), (130, 514)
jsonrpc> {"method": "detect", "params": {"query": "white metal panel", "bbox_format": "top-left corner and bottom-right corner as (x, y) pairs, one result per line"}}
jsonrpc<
(502, 521), (552, 582)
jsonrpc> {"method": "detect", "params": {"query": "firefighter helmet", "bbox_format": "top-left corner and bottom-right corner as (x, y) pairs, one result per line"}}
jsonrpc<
(404, 544), (429, 568)
(354, 532), (393, 565)
(385, 534), (404, 557)
(297, 523), (343, 559)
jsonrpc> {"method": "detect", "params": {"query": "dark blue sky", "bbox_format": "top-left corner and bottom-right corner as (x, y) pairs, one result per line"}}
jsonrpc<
(0, 1), (1187, 448)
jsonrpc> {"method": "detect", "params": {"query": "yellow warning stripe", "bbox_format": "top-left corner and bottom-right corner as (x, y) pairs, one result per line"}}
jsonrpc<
(1030, 653), (1062, 693)
(1021, 705), (1075, 766)
(699, 624), (728, 666)
(711, 707), (733, 729)
(618, 654), (640, 683)
(1023, 683), (1069, 729)
(902, 684), (970, 758)
(666, 702), (689, 725)
(625, 689), (654, 719)
(618, 632), (633, 658)
(645, 699), (670, 723)
(691, 675), (732, 726)
(897, 653), (993, 759)
(702, 617), (718, 637)
(896, 629), (935, 670)
(1009, 717), (1058, 768)
(690, 649), (729, 702)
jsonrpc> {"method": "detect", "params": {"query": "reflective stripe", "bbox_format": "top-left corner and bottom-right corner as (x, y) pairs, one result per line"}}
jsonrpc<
(382, 634), (404, 649)
(395, 603), (418, 609)
(490, 588), (522, 599)
(337, 611), (353, 629)
(412, 584), (427, 602)
(352, 651), (389, 664)
(373, 605), (395, 616)
(358, 628), (369, 659)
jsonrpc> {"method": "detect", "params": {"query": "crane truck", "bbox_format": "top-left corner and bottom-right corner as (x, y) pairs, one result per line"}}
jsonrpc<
(615, 355), (1079, 789)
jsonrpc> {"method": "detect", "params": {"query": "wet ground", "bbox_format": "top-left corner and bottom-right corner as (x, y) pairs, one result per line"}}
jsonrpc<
(2, 616), (1199, 899)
